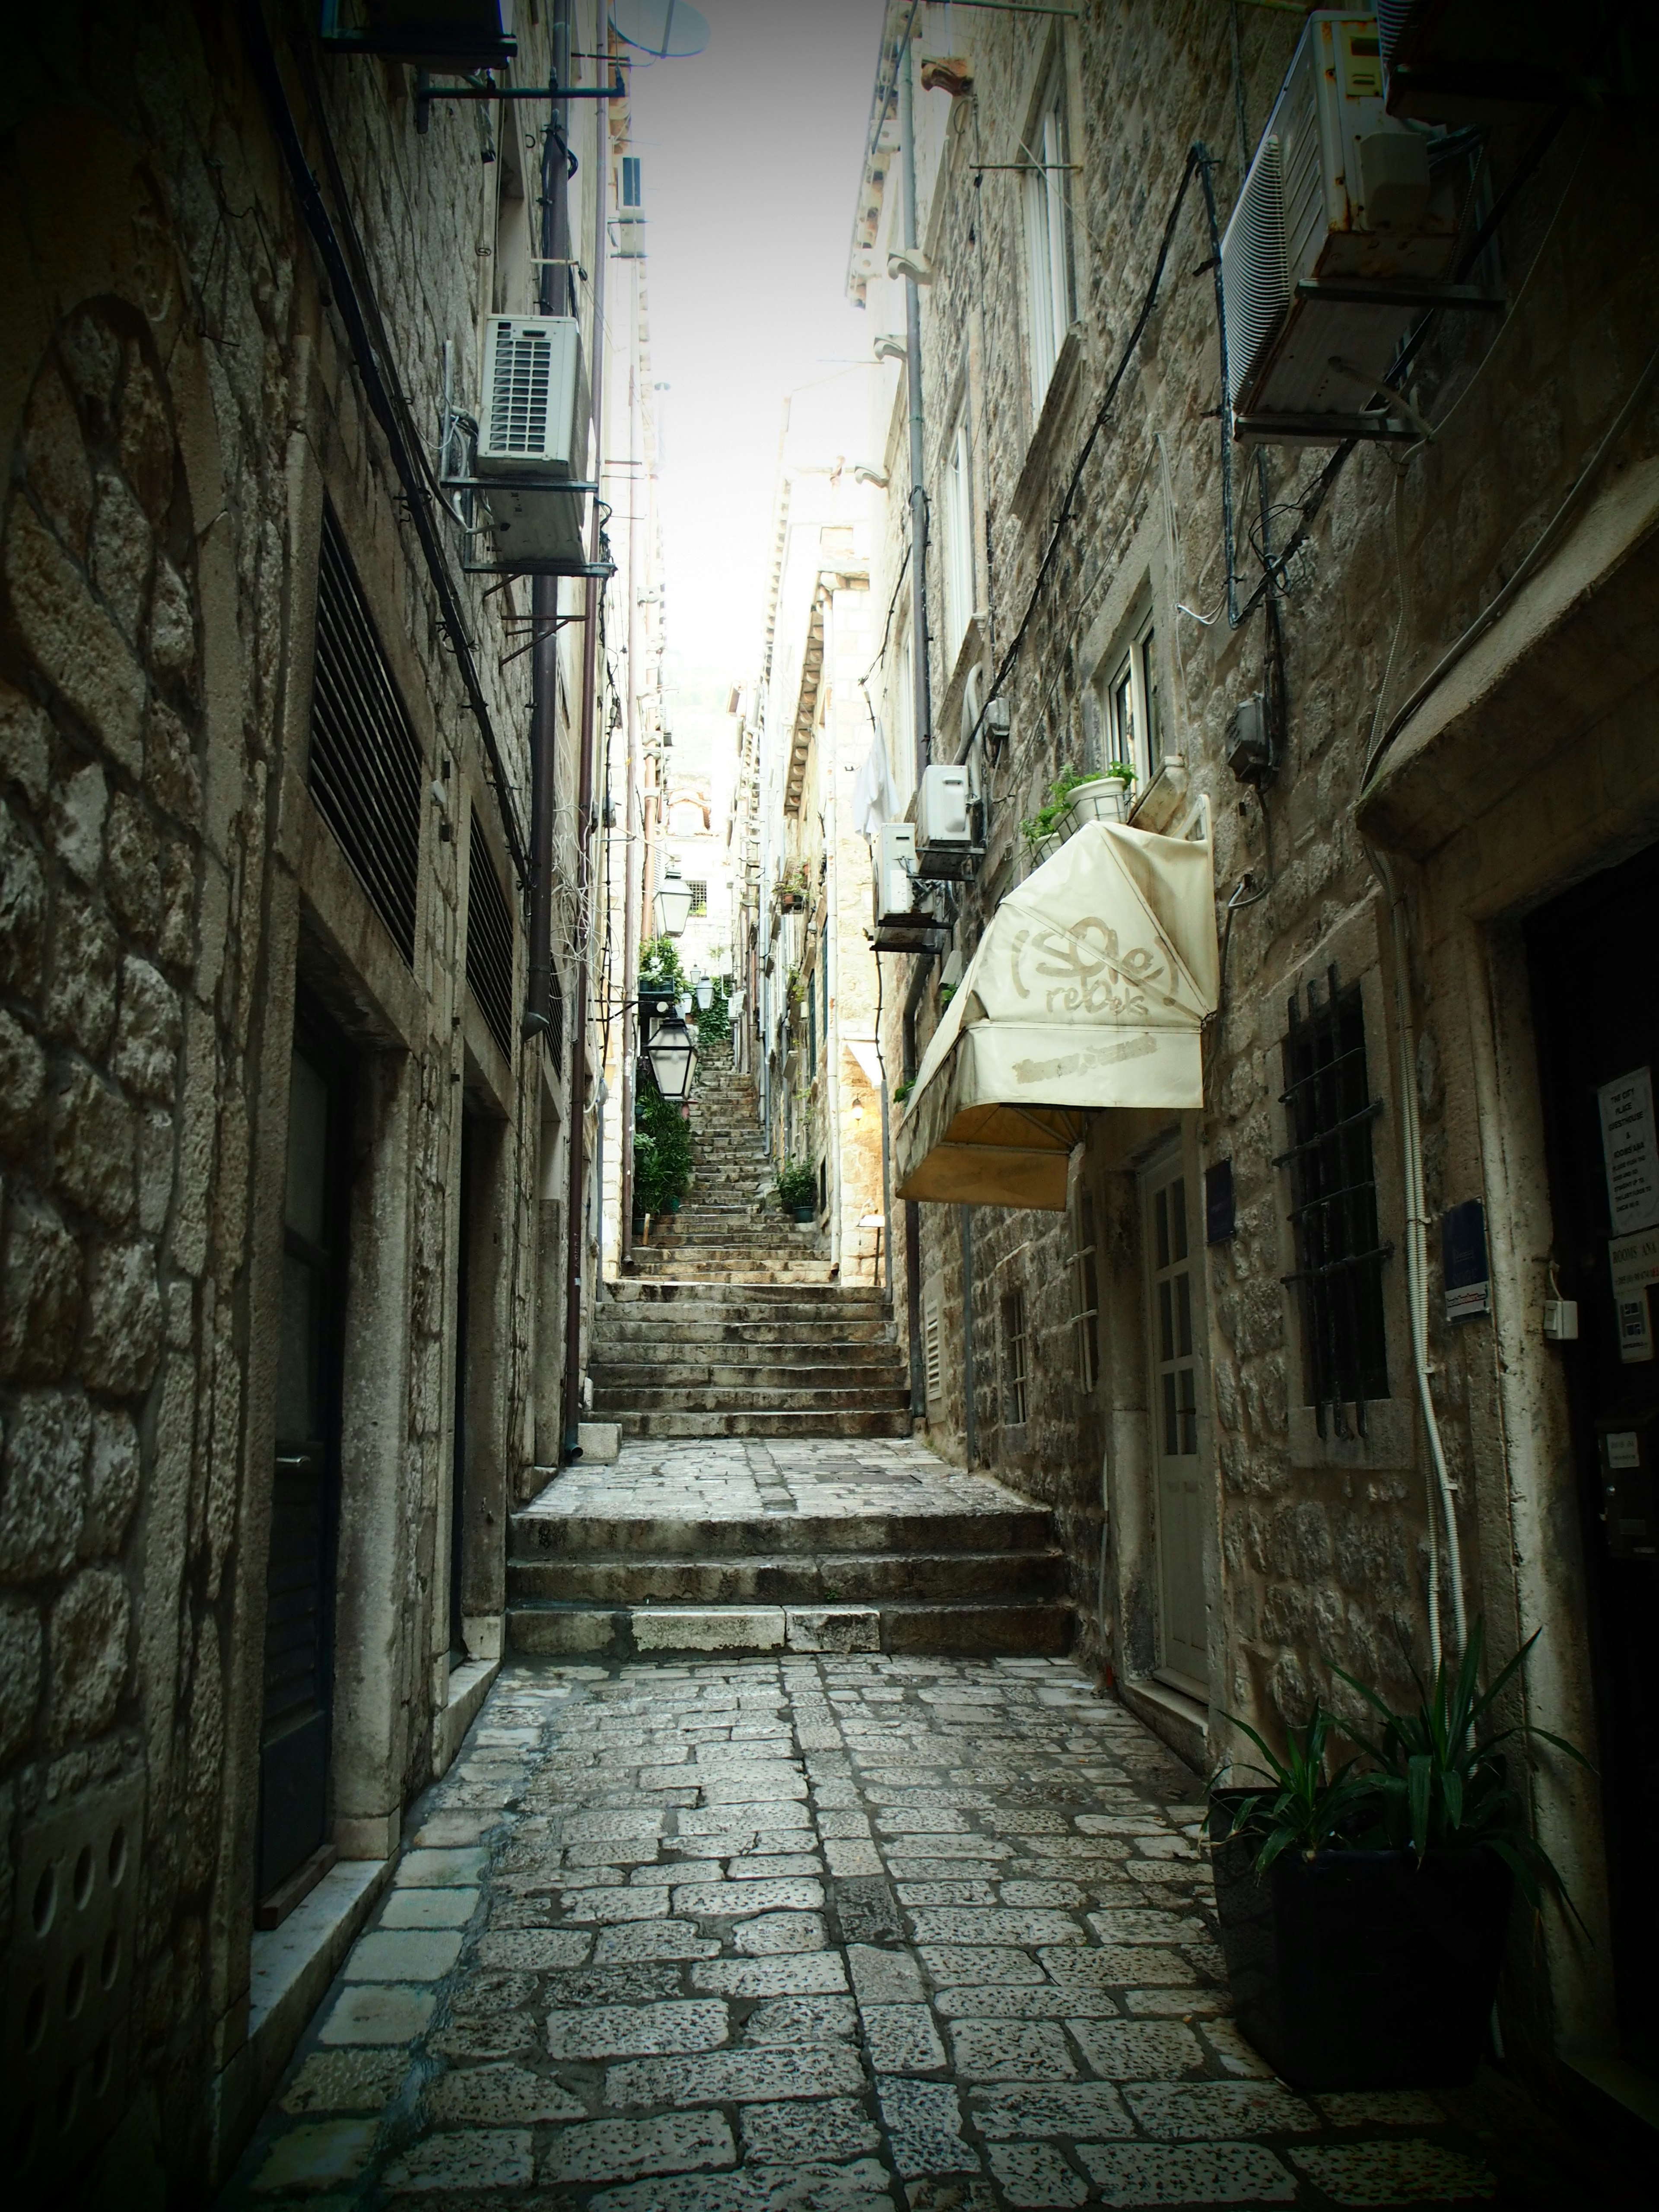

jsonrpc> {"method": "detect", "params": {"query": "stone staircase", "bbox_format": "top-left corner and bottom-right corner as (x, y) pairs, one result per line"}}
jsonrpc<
(632, 1055), (828, 1284)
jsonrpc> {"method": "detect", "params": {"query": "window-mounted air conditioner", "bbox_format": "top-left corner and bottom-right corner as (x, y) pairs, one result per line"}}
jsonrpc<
(914, 764), (977, 880)
(872, 824), (945, 952)
(477, 315), (591, 572)
(1220, 10), (1465, 442)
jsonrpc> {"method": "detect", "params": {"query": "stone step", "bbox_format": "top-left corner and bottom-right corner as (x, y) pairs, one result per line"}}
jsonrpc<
(591, 1361), (904, 1391)
(508, 1545), (1067, 1606)
(506, 1598), (1074, 1660)
(601, 1283), (887, 1310)
(594, 1318), (895, 1346)
(591, 1382), (912, 1415)
(510, 1503), (1055, 1559)
(610, 1408), (913, 1439)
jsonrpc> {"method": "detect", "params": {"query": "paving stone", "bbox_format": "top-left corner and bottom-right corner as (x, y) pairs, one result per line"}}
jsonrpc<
(281, 2049), (409, 2115)
(1200, 2019), (1276, 2080)
(691, 1951), (849, 1997)
(1289, 2139), (1497, 2203)
(832, 1877), (904, 1944)
(606, 2046), (865, 2107)
(920, 1945), (1046, 1987)
(970, 2082), (1135, 2140)
(947, 2019), (1075, 2082)
(729, 1853), (825, 1877)
(540, 2111), (737, 2183)
(895, 1881), (1000, 1907)
(734, 1910), (830, 1954)
(426, 2062), (585, 2126)
(394, 1848), (487, 1888)
(381, 2127), (535, 2191)
(824, 1840), (885, 1876)
(1122, 2081), (1321, 2139)
(932, 1985), (1123, 2021)
(741, 2098), (883, 2164)
(984, 2142), (1089, 2207)
(317, 1984), (437, 2046)
(860, 2003), (946, 2072)
(740, 1995), (859, 2044)
(595, 1917), (724, 1962)
(1077, 2141), (1297, 2205)
(343, 1929), (464, 1982)
(1084, 1908), (1201, 1945)
(428, 2013), (536, 2060)
(875, 2077), (979, 2177)
(252, 2118), (378, 2192)
(474, 1927), (593, 1968)
(1121, 1986), (1224, 2017)
(562, 1885), (674, 1923)
(1068, 2020), (1205, 2079)
(1311, 2089), (1444, 2127)
(546, 1999), (731, 2058)
(676, 1877), (824, 1916)
(379, 1887), (480, 1930)
(906, 1909), (1084, 1948)
(448, 1969), (538, 2015)
(588, 2161), (896, 2212)
(410, 1811), (501, 1847)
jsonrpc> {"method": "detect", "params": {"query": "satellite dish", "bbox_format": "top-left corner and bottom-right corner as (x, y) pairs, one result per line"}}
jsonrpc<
(609, 1), (711, 60)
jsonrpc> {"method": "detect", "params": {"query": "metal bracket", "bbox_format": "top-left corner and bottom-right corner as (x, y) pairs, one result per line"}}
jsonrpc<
(1234, 410), (1418, 446)
(442, 476), (600, 495)
(415, 70), (624, 133)
(1294, 277), (1506, 313)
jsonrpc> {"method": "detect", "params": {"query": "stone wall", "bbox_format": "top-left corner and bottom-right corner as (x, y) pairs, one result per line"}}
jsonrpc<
(0, 2), (612, 2193)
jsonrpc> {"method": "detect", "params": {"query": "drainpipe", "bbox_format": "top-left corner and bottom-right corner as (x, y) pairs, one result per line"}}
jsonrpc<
(562, 58), (608, 1460)
(898, 28), (933, 1426)
(821, 586), (842, 1277)
(524, 3), (574, 1042)
(617, 278), (644, 1265)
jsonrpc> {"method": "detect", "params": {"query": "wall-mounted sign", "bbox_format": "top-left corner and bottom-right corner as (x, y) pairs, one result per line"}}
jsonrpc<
(1442, 1199), (1490, 1323)
(1598, 1065), (1659, 1236)
(1598, 1413), (1656, 1558)
(1609, 1223), (1659, 1365)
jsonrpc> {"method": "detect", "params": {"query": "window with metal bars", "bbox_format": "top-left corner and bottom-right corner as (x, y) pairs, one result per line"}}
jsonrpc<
(307, 504), (422, 965)
(1002, 1287), (1029, 1428)
(688, 879), (708, 915)
(1278, 971), (1391, 1430)
(466, 807), (516, 1063)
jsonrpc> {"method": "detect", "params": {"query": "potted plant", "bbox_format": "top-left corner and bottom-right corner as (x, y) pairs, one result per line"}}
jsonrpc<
(775, 1160), (817, 1222)
(639, 933), (688, 1013)
(1020, 766), (1099, 861)
(1063, 758), (1137, 830)
(776, 865), (809, 913)
(1206, 1623), (1589, 2092)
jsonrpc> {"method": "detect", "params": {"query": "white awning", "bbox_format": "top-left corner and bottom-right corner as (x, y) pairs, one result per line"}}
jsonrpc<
(894, 816), (1219, 1210)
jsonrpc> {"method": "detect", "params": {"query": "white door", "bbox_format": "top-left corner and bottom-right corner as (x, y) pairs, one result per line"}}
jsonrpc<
(1144, 1156), (1209, 1694)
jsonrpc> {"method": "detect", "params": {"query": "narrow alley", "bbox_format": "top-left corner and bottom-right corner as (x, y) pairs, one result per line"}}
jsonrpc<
(5, 2), (1659, 2206)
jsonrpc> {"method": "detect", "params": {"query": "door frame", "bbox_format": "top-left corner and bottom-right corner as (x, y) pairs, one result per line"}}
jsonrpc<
(1138, 1129), (1214, 1703)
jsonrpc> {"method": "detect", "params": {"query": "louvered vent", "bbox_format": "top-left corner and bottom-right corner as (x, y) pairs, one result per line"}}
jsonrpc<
(923, 1296), (944, 1406)
(467, 807), (516, 1062)
(308, 505), (421, 965)
(1219, 136), (1289, 405)
(488, 324), (554, 456)
(547, 954), (565, 1067)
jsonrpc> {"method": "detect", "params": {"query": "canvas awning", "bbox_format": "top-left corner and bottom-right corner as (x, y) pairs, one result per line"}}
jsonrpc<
(893, 816), (1219, 1209)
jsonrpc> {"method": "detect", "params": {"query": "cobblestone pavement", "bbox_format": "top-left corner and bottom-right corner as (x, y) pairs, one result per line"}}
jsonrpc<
(521, 1440), (1037, 1523)
(223, 1656), (1632, 2211)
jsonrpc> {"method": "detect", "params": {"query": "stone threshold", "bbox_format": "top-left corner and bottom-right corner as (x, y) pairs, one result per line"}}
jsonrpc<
(433, 1653), (502, 1778)
(1119, 1671), (1208, 1775)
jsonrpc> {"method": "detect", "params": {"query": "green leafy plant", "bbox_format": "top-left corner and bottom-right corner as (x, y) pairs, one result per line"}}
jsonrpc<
(938, 982), (957, 1009)
(893, 1076), (914, 1105)
(776, 864), (809, 907)
(1333, 1621), (1594, 1915)
(693, 993), (731, 1044)
(786, 965), (804, 1006)
(1205, 1703), (1378, 1873)
(639, 934), (687, 996)
(775, 1160), (817, 1212)
(633, 1081), (693, 1216)
(1020, 764), (1094, 848)
(1101, 756), (1137, 785)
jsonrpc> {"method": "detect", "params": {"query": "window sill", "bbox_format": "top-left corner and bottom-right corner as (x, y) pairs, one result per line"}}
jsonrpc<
(1289, 1399), (1413, 1469)
(1014, 324), (1087, 524)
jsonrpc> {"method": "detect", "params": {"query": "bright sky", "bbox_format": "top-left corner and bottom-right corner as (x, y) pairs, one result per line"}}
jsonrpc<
(626, 0), (886, 691)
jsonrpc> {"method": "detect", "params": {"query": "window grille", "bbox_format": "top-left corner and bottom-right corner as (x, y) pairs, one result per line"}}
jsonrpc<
(1022, 70), (1075, 411)
(1073, 1185), (1101, 1391)
(466, 807), (516, 1063)
(688, 879), (708, 915)
(1002, 1287), (1029, 1427)
(307, 504), (422, 965)
(1277, 969), (1390, 1432)
(923, 1297), (944, 1406)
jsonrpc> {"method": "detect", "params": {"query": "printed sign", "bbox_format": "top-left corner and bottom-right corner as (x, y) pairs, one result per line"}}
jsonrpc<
(1609, 1223), (1659, 1365)
(1441, 1199), (1490, 1323)
(1598, 1066), (1659, 1236)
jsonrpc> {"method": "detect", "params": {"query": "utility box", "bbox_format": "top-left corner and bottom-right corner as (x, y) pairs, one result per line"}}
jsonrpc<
(915, 764), (977, 879)
(477, 315), (591, 571)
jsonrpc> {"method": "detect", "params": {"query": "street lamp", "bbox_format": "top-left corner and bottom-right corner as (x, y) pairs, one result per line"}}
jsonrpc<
(654, 864), (693, 938)
(646, 1014), (697, 1102)
(694, 977), (714, 1011)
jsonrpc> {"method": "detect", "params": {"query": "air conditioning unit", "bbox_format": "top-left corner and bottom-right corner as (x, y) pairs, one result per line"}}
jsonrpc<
(1220, 10), (1464, 442)
(871, 824), (947, 953)
(477, 315), (591, 571)
(914, 764), (976, 880)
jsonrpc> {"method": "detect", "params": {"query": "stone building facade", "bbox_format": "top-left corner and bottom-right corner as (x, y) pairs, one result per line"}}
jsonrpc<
(842, 0), (1659, 2116)
(0, 1), (644, 2196)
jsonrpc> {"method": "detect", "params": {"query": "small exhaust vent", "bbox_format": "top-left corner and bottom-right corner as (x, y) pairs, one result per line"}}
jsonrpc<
(466, 808), (516, 1063)
(307, 504), (421, 965)
(923, 1296), (944, 1407)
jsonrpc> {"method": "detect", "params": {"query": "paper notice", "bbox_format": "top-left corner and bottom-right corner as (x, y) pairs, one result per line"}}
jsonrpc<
(1598, 1067), (1659, 1236)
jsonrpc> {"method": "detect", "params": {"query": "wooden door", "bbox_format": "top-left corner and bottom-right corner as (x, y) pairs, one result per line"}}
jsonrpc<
(1145, 1154), (1210, 1694)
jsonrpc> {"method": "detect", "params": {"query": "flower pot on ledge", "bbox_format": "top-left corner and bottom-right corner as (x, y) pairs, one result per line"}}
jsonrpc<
(1063, 775), (1135, 832)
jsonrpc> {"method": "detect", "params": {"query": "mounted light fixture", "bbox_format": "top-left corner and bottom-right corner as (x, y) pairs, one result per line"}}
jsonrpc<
(873, 334), (907, 364)
(646, 1014), (697, 1103)
(887, 246), (933, 286)
(653, 864), (694, 938)
(694, 977), (714, 1010)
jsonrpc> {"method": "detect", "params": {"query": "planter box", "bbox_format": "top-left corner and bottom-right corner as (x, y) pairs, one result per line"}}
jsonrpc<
(784, 1202), (816, 1224)
(1210, 1792), (1512, 2090)
(776, 891), (806, 913)
(1064, 775), (1135, 831)
(1025, 829), (1065, 867)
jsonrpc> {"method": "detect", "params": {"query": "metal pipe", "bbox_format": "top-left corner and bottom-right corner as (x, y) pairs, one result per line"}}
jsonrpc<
(562, 51), (608, 1460)
(901, 948), (935, 1423)
(618, 272), (645, 1263)
(958, 1204), (977, 1464)
(899, 33), (931, 791)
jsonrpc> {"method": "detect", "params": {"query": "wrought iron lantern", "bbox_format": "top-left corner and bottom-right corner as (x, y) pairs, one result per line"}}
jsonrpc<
(653, 864), (694, 938)
(646, 1014), (696, 1103)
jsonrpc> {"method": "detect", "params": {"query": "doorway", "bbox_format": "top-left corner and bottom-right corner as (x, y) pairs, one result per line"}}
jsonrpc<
(1525, 839), (1659, 2077)
(1143, 1148), (1209, 1696)
(449, 1113), (479, 1659)
(259, 1010), (350, 1904)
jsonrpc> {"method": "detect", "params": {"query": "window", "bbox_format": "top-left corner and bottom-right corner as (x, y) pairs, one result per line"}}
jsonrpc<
(1073, 1185), (1101, 1391)
(1278, 973), (1390, 1430)
(621, 155), (642, 210)
(466, 808), (515, 1063)
(1001, 1288), (1029, 1428)
(939, 403), (975, 669)
(1022, 68), (1075, 414)
(688, 879), (708, 915)
(1098, 611), (1163, 786)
